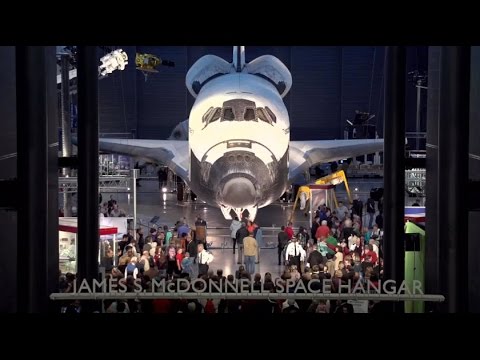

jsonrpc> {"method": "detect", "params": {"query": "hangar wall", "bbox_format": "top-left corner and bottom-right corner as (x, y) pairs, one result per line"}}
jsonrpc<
(97, 46), (427, 141)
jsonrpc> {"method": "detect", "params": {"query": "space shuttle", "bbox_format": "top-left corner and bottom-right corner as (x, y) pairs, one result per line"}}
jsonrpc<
(99, 46), (384, 220)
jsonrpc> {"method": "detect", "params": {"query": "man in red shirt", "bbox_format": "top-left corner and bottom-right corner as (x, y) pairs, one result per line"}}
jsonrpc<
(315, 220), (330, 241)
(285, 222), (294, 239)
(363, 244), (378, 264)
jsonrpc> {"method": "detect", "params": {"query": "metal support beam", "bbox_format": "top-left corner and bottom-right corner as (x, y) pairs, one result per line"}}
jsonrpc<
(132, 169), (138, 231)
(60, 54), (73, 216)
(416, 80), (422, 150)
(438, 46), (470, 313)
(383, 46), (406, 312)
(425, 46), (441, 312)
(77, 46), (99, 285)
(46, 46), (60, 313)
(16, 46), (48, 312)
(49, 291), (446, 302)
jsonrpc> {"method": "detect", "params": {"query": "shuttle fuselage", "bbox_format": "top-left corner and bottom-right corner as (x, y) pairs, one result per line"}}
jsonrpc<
(188, 72), (290, 214)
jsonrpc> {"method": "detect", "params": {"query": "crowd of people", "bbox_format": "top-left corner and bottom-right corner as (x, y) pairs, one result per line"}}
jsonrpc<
(59, 196), (386, 313)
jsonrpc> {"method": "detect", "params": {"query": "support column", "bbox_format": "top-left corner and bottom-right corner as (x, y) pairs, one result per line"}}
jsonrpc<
(132, 169), (138, 232)
(60, 54), (73, 216)
(46, 47), (60, 312)
(425, 46), (441, 310)
(383, 46), (406, 311)
(438, 46), (470, 312)
(76, 46), (99, 284)
(415, 80), (422, 150)
(16, 46), (48, 312)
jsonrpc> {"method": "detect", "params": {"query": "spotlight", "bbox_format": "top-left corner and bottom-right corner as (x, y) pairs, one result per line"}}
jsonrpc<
(127, 187), (130, 191)
(354, 187), (358, 191)
(162, 187), (168, 193)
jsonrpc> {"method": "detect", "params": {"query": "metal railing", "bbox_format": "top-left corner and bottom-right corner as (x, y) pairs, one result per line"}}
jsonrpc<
(49, 291), (445, 302)
(99, 131), (136, 139)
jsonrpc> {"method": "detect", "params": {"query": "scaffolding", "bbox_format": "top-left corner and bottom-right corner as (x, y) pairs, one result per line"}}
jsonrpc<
(59, 175), (131, 193)
(289, 170), (353, 223)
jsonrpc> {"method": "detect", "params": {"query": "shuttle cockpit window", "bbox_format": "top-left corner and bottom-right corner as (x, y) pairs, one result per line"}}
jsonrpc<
(244, 107), (256, 121)
(202, 107), (222, 129)
(257, 106), (276, 125)
(222, 107), (235, 121)
(201, 99), (277, 129)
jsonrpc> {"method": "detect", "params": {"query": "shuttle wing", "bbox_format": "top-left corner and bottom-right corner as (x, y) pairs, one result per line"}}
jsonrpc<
(98, 139), (190, 180)
(288, 139), (384, 182)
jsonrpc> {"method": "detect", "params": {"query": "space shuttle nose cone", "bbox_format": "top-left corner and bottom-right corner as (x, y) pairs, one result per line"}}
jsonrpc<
(222, 178), (256, 208)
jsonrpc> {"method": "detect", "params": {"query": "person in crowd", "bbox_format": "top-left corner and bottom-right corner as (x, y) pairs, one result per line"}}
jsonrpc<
(253, 222), (263, 264)
(142, 236), (152, 254)
(306, 243), (324, 269)
(176, 248), (185, 274)
(154, 247), (167, 277)
(125, 257), (139, 279)
(236, 222), (249, 264)
(195, 215), (207, 249)
(311, 216), (320, 243)
(285, 221), (294, 239)
(243, 231), (258, 275)
(186, 234), (197, 262)
(181, 252), (194, 278)
(139, 250), (151, 273)
(163, 225), (173, 248)
(285, 236), (306, 272)
(366, 197), (376, 229)
(100, 248), (114, 272)
(296, 226), (310, 249)
(136, 228), (144, 252)
(197, 243), (214, 277)
(177, 221), (190, 240)
(334, 246), (344, 271)
(155, 231), (165, 249)
(317, 236), (331, 257)
(315, 220), (330, 241)
(217, 269), (226, 283)
(166, 246), (177, 279)
(277, 226), (289, 265)
(336, 201), (348, 222)
(325, 253), (336, 277)
(230, 216), (242, 254)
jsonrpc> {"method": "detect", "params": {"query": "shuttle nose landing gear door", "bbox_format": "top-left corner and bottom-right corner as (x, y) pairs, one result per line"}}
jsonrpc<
(220, 206), (258, 221)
